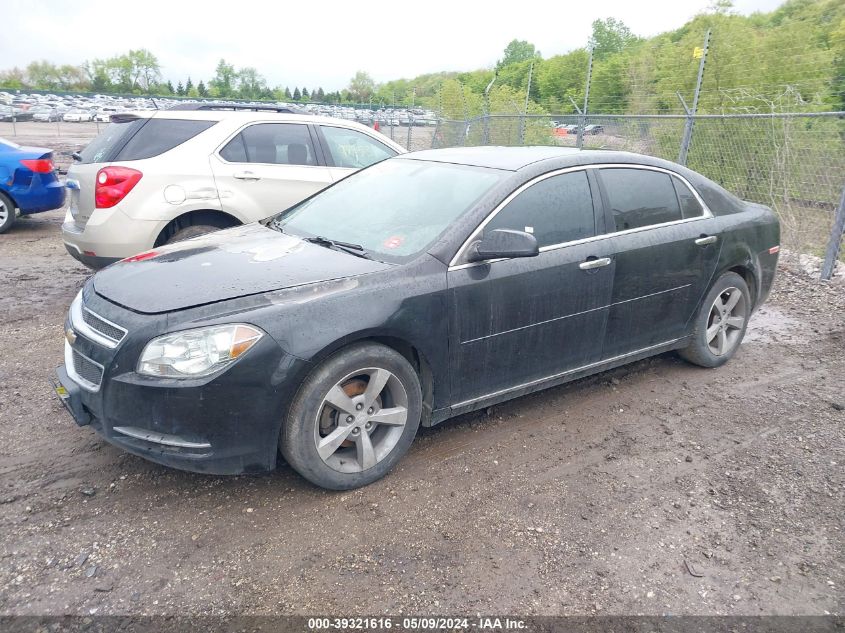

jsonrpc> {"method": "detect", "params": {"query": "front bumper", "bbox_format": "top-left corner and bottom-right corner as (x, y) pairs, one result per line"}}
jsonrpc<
(53, 289), (310, 475)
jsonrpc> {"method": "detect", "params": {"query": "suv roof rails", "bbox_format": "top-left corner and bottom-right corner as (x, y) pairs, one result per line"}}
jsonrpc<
(167, 102), (307, 114)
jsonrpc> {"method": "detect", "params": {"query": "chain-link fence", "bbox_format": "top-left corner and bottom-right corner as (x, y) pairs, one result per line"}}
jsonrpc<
(428, 112), (845, 263)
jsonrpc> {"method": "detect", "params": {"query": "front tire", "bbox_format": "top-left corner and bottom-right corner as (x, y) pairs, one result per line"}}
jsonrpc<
(0, 192), (16, 234)
(281, 342), (422, 490)
(679, 272), (751, 368)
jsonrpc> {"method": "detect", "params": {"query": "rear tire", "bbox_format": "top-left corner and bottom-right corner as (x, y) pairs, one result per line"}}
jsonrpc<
(679, 272), (751, 368)
(281, 342), (422, 490)
(165, 224), (219, 244)
(0, 192), (16, 234)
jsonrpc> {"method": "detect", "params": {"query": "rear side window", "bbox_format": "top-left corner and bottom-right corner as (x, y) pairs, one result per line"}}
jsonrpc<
(320, 125), (396, 168)
(672, 176), (705, 219)
(600, 168), (682, 232)
(77, 119), (146, 164)
(114, 119), (215, 161)
(77, 118), (214, 164)
(220, 123), (318, 165)
(484, 170), (596, 248)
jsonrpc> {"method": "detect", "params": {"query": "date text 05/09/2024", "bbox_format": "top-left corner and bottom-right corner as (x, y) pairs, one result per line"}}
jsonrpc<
(306, 617), (527, 630)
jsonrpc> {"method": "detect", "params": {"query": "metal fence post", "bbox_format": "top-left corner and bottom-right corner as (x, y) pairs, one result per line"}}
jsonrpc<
(482, 74), (496, 146)
(577, 49), (593, 150)
(519, 61), (534, 146)
(821, 183), (845, 280)
(678, 29), (711, 165)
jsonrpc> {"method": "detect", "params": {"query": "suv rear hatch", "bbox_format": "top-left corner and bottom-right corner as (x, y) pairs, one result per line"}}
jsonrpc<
(66, 114), (215, 228)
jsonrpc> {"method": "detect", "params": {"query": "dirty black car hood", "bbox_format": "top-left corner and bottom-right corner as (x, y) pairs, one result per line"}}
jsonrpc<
(93, 224), (391, 314)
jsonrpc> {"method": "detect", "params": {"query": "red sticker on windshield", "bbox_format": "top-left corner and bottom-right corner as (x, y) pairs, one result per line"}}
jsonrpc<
(383, 235), (404, 249)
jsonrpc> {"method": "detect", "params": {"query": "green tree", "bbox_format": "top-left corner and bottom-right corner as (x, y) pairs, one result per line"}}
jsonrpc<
(165, 80), (175, 94)
(0, 67), (25, 89)
(292, 86), (301, 100)
(497, 39), (540, 70)
(197, 80), (209, 97)
(315, 87), (325, 101)
(176, 80), (184, 96)
(185, 77), (194, 94)
(589, 18), (638, 60)
(237, 67), (266, 99)
(347, 71), (375, 102)
(301, 87), (309, 100)
(127, 49), (160, 90)
(284, 86), (292, 99)
(210, 59), (237, 97)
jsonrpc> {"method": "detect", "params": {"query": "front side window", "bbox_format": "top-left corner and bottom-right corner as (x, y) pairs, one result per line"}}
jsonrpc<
(220, 123), (317, 166)
(600, 168), (682, 232)
(320, 125), (396, 168)
(272, 159), (505, 263)
(483, 170), (596, 248)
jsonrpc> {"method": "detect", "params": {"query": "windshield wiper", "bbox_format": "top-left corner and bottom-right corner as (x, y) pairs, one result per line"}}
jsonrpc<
(303, 235), (371, 259)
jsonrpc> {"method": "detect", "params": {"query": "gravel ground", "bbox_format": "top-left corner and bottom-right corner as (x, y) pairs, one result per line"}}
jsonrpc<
(0, 206), (843, 616)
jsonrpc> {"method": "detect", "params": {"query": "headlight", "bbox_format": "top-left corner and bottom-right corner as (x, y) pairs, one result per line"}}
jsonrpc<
(137, 324), (263, 378)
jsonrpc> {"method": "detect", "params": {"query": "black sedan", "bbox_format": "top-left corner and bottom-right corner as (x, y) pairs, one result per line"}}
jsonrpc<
(53, 147), (780, 489)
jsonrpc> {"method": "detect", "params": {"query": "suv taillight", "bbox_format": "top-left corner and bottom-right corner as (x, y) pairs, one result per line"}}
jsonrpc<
(20, 158), (54, 173)
(95, 167), (142, 209)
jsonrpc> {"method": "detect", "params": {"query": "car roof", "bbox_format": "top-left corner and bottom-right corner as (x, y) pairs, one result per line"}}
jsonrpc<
(399, 146), (581, 171)
(398, 146), (691, 174)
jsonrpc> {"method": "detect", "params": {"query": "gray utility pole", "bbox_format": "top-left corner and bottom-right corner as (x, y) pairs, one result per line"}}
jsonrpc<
(519, 60), (535, 145)
(821, 183), (845, 280)
(678, 29), (711, 165)
(482, 73), (497, 145)
(576, 48), (593, 150)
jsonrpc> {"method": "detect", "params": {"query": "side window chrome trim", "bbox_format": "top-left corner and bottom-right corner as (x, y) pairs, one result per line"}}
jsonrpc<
(447, 163), (713, 270)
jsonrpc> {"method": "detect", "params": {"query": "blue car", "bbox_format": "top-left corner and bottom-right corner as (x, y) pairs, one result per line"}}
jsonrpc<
(0, 137), (66, 233)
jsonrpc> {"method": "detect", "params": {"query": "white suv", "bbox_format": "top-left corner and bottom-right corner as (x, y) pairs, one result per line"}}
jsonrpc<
(62, 104), (406, 268)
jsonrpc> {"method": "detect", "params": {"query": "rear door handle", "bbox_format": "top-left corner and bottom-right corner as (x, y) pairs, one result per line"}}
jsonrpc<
(579, 257), (612, 270)
(695, 235), (718, 246)
(233, 171), (261, 181)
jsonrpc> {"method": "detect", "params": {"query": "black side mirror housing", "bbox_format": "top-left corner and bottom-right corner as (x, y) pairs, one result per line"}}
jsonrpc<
(466, 229), (539, 263)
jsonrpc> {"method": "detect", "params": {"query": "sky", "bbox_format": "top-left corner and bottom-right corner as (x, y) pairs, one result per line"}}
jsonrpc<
(3, 0), (784, 90)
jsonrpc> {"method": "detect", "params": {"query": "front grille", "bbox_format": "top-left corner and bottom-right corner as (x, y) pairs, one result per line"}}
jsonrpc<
(72, 349), (104, 388)
(82, 308), (126, 345)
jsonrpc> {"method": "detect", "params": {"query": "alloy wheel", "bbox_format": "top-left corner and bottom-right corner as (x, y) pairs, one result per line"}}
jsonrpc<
(0, 198), (8, 224)
(706, 286), (747, 356)
(314, 367), (409, 473)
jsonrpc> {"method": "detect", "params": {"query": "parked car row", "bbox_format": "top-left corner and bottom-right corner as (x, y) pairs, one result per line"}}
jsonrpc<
(554, 123), (605, 135)
(0, 91), (440, 127)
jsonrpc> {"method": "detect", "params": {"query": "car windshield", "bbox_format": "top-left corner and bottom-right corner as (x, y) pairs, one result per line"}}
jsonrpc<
(270, 159), (506, 263)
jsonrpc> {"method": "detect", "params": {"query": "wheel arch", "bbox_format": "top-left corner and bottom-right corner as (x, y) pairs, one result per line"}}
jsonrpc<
(153, 209), (242, 246)
(305, 331), (437, 427)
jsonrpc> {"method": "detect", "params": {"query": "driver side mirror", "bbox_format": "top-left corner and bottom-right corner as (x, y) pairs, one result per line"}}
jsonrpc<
(466, 229), (539, 263)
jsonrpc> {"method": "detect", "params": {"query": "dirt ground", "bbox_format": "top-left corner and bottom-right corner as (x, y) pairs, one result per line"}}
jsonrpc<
(0, 206), (842, 619)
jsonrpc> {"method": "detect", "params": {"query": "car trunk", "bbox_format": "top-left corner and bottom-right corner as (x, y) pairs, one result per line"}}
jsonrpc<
(65, 114), (151, 228)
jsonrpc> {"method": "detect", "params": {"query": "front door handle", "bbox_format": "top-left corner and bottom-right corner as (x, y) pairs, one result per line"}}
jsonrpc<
(233, 171), (261, 181)
(579, 257), (612, 270)
(695, 235), (718, 246)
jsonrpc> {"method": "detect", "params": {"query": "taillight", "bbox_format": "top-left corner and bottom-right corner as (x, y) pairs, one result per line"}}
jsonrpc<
(20, 158), (54, 173)
(95, 167), (142, 209)
(121, 250), (159, 263)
